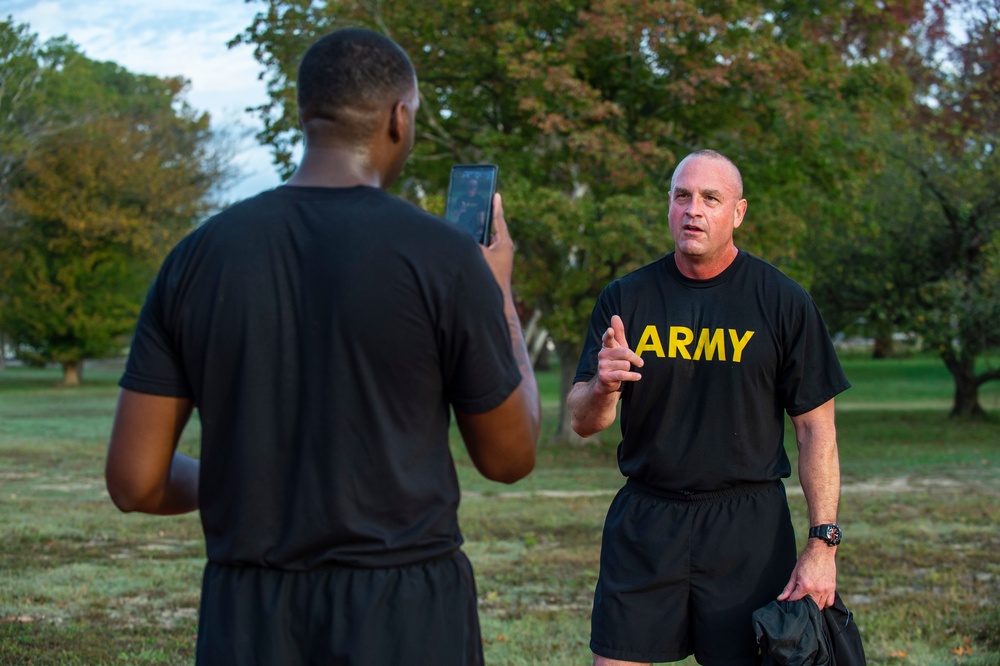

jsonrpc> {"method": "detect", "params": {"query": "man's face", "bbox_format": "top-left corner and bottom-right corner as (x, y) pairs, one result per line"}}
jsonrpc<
(668, 155), (747, 262)
(467, 179), (478, 196)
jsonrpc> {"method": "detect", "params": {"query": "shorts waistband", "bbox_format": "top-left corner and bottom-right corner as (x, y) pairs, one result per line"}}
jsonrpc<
(625, 477), (781, 503)
(207, 548), (463, 573)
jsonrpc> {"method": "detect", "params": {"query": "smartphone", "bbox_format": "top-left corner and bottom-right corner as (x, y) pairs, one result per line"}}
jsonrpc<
(444, 164), (498, 244)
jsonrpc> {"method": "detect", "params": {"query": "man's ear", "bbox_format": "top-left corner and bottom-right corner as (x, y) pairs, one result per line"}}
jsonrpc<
(388, 100), (406, 143)
(733, 198), (748, 229)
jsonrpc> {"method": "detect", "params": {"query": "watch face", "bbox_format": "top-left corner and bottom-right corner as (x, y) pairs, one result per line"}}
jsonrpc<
(811, 523), (841, 546)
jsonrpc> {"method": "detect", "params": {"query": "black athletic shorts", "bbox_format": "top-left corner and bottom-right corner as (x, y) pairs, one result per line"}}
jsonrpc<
(591, 479), (797, 666)
(196, 550), (484, 665)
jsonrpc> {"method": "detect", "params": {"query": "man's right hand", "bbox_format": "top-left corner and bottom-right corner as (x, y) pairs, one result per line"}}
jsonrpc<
(480, 193), (514, 291)
(595, 315), (644, 393)
(567, 314), (642, 437)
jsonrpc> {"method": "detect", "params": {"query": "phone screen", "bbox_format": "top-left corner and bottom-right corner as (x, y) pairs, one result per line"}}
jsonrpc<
(444, 164), (498, 244)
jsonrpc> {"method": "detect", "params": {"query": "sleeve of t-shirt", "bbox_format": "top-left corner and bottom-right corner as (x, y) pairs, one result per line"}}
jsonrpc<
(776, 291), (851, 416)
(119, 258), (194, 399)
(440, 251), (522, 415)
(573, 283), (619, 385)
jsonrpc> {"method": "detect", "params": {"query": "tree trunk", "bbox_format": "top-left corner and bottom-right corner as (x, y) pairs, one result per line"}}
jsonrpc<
(60, 360), (83, 387)
(523, 309), (551, 370)
(872, 333), (895, 359)
(551, 340), (599, 445)
(943, 355), (986, 419)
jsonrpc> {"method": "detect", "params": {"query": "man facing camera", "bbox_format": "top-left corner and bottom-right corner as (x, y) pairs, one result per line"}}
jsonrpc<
(569, 149), (849, 666)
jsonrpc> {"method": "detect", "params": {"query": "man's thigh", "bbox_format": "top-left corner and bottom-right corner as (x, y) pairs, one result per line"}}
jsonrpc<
(591, 481), (797, 666)
(689, 482), (797, 665)
(590, 484), (694, 664)
(196, 551), (484, 665)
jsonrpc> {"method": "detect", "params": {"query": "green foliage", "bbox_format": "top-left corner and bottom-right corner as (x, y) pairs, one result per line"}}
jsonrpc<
(504, 177), (671, 350)
(810, 136), (942, 342)
(0, 18), (45, 219)
(0, 229), (150, 368)
(0, 19), (229, 383)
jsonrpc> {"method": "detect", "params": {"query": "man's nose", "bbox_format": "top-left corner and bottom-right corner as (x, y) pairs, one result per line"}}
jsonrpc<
(686, 196), (705, 216)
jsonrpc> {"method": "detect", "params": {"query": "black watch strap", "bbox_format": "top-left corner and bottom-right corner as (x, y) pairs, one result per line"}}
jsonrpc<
(808, 523), (842, 546)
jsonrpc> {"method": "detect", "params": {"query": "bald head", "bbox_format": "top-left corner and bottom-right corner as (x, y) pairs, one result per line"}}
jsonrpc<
(672, 150), (744, 200)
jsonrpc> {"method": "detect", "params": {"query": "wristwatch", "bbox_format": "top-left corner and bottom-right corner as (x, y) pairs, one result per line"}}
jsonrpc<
(808, 523), (842, 547)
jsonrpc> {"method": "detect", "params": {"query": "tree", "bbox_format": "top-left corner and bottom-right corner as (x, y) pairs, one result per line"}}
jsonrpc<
(911, 0), (1000, 418)
(909, 147), (1000, 418)
(0, 22), (229, 386)
(235, 1), (925, 440)
(812, 0), (1000, 418)
(1, 18), (47, 223)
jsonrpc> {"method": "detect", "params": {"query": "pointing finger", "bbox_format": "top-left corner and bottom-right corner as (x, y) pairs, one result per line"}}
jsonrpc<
(610, 315), (627, 348)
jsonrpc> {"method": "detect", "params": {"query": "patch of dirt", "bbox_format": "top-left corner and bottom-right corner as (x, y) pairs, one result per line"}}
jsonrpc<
(789, 476), (967, 496)
(35, 482), (104, 492)
(0, 471), (41, 481)
(469, 476), (978, 500)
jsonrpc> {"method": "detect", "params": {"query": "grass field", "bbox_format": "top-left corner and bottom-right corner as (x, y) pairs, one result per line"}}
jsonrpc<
(0, 354), (998, 665)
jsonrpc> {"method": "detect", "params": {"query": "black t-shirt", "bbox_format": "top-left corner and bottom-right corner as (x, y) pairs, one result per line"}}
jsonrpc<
(121, 185), (522, 569)
(457, 194), (486, 218)
(574, 251), (850, 492)
(455, 194), (488, 238)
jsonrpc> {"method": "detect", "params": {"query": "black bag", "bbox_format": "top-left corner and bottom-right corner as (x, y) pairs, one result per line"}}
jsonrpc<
(822, 594), (866, 666)
(752, 593), (866, 666)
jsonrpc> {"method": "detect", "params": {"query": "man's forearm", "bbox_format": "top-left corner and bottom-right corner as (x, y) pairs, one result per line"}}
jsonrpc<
(799, 442), (840, 529)
(502, 294), (541, 432)
(108, 451), (199, 515)
(792, 401), (841, 528)
(567, 378), (619, 437)
(160, 452), (200, 515)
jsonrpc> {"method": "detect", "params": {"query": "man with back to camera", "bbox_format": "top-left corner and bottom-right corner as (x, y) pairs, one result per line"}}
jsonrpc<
(568, 149), (850, 666)
(104, 28), (540, 665)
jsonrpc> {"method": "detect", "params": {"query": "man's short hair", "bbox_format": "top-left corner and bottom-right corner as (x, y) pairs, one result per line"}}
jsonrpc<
(672, 149), (744, 200)
(297, 28), (416, 139)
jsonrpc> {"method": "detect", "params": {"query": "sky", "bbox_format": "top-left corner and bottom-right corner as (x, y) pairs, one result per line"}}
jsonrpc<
(5, 0), (285, 202)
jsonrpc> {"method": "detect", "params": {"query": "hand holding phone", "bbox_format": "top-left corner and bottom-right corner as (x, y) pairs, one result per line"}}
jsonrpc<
(444, 164), (498, 244)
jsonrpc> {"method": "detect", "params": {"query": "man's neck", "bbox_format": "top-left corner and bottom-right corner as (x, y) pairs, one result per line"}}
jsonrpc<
(286, 146), (383, 189)
(674, 245), (739, 280)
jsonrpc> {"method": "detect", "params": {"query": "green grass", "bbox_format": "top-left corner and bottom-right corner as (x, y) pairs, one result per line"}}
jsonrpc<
(1, 355), (999, 665)
(837, 353), (1000, 411)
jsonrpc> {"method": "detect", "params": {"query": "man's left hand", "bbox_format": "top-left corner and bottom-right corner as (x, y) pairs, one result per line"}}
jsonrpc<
(777, 542), (837, 609)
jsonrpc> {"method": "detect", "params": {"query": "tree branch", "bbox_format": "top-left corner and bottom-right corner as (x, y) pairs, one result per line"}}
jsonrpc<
(975, 367), (1000, 387)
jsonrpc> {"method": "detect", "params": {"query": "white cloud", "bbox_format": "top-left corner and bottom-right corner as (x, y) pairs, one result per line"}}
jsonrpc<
(6, 0), (283, 202)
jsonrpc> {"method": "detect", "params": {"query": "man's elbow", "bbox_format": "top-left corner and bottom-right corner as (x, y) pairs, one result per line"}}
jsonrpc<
(470, 424), (538, 484)
(479, 449), (536, 484)
(570, 409), (612, 439)
(570, 415), (595, 439)
(105, 474), (155, 514)
(107, 487), (141, 513)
